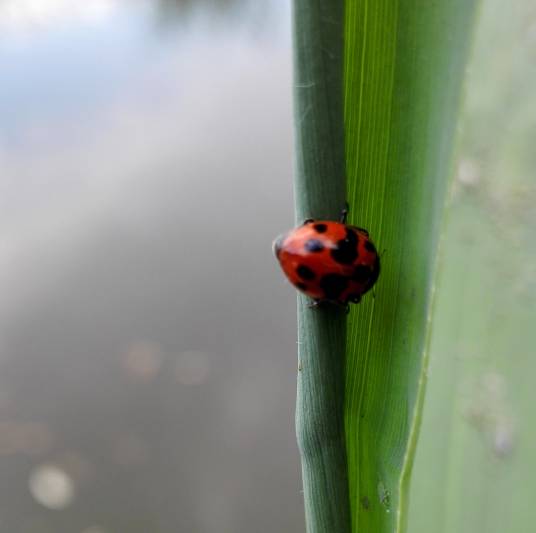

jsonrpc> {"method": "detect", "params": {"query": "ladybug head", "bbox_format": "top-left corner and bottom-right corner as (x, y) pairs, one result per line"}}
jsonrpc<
(272, 232), (287, 259)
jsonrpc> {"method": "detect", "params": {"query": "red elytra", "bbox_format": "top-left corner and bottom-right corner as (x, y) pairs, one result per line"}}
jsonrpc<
(273, 219), (380, 305)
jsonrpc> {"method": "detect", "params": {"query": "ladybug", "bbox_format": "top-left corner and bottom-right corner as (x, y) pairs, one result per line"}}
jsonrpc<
(273, 206), (380, 306)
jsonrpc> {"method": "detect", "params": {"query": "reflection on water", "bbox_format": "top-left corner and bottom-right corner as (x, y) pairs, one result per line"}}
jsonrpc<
(1, 1), (301, 532)
(154, 0), (254, 27)
(0, 0), (257, 33)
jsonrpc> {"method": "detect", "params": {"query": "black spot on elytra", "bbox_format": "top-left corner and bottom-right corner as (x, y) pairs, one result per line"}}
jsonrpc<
(313, 223), (327, 233)
(359, 255), (381, 295)
(352, 264), (372, 283)
(364, 240), (376, 253)
(296, 265), (315, 280)
(305, 239), (324, 253)
(319, 273), (348, 301)
(365, 255), (380, 290)
(331, 228), (359, 265)
(295, 282), (308, 291)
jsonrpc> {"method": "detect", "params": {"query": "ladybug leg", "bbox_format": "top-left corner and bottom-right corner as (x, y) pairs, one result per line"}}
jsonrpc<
(351, 226), (369, 236)
(302, 218), (315, 225)
(339, 202), (349, 224)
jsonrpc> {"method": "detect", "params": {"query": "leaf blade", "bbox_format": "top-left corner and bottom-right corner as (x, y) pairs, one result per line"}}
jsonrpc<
(343, 2), (479, 531)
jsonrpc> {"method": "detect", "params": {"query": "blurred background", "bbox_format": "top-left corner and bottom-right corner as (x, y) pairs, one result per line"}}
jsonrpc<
(1, 0), (534, 532)
(408, 1), (536, 531)
(1, 1), (301, 532)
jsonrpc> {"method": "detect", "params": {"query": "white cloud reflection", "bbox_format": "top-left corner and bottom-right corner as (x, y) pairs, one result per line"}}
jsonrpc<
(0, 0), (120, 32)
(0, 2), (298, 529)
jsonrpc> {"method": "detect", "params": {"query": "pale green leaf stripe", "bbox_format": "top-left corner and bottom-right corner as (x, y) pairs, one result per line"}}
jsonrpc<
(344, 2), (478, 532)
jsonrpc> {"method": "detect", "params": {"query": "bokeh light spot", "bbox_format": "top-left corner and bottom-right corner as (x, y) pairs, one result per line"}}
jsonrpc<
(28, 463), (75, 510)
(122, 341), (163, 383)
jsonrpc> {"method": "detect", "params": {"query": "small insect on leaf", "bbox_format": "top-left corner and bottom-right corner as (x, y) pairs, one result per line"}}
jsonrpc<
(273, 215), (380, 306)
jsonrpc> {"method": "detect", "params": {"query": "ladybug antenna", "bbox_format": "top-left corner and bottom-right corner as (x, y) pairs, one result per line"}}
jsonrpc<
(340, 201), (349, 224)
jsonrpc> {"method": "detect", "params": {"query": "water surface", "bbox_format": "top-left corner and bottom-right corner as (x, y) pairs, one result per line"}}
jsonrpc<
(1, 2), (301, 531)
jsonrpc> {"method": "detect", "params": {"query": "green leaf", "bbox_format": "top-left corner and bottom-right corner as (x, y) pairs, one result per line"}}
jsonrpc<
(344, 2), (478, 532)
(292, 1), (478, 532)
(409, 0), (536, 530)
(292, 1), (351, 531)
